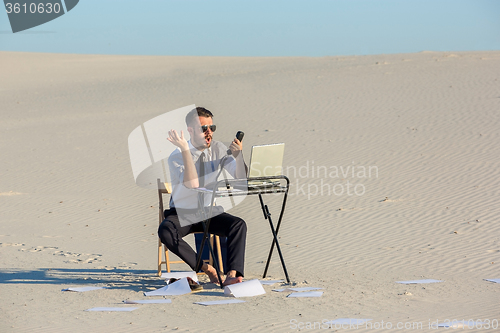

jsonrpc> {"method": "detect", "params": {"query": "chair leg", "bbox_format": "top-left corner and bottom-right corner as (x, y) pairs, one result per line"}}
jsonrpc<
(208, 235), (224, 275)
(159, 232), (223, 276)
(157, 238), (163, 276)
(215, 235), (224, 274)
(164, 245), (171, 273)
(209, 235), (214, 268)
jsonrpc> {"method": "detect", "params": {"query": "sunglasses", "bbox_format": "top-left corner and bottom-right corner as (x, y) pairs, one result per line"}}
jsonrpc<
(201, 125), (217, 133)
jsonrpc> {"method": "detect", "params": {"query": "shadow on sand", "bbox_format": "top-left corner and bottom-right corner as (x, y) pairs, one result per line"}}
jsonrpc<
(0, 267), (169, 292)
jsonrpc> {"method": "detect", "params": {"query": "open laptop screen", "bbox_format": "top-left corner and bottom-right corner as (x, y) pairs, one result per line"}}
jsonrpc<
(248, 143), (285, 178)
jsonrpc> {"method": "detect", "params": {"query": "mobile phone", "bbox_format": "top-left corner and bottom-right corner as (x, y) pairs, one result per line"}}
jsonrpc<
(227, 131), (244, 155)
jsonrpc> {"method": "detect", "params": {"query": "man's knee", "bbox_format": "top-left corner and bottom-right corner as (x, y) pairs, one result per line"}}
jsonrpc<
(158, 219), (177, 245)
(234, 218), (247, 235)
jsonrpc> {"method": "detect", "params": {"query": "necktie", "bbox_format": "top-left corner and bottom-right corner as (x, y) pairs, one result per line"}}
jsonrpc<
(197, 152), (206, 210)
(198, 152), (205, 187)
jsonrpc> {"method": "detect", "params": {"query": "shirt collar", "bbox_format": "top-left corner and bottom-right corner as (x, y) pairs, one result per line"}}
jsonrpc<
(188, 140), (211, 159)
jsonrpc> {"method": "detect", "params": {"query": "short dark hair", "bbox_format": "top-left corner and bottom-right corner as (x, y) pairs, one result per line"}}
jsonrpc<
(185, 107), (213, 127)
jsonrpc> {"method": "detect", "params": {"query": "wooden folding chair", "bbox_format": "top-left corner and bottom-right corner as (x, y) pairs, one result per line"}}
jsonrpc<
(157, 180), (224, 276)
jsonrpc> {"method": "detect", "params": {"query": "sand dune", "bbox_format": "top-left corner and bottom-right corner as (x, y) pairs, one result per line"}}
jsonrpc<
(1, 51), (499, 332)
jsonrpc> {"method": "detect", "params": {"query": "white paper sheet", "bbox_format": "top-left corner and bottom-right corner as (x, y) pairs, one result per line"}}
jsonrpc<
(161, 271), (198, 282)
(144, 277), (191, 296)
(273, 287), (322, 292)
(62, 286), (106, 292)
(395, 279), (443, 284)
(437, 321), (487, 328)
(195, 299), (246, 306)
(325, 318), (372, 325)
(484, 278), (500, 283)
(123, 299), (172, 304)
(259, 279), (284, 285)
(86, 307), (138, 312)
(287, 291), (323, 298)
(224, 279), (266, 297)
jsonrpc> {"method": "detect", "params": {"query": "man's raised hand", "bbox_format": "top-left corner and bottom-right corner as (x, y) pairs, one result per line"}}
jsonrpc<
(167, 130), (189, 151)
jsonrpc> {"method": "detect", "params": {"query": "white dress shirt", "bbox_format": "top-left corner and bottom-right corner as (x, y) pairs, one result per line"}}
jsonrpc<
(168, 140), (239, 209)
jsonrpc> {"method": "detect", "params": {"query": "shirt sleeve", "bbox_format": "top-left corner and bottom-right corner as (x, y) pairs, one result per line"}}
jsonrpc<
(213, 141), (241, 178)
(224, 156), (238, 177)
(168, 148), (185, 186)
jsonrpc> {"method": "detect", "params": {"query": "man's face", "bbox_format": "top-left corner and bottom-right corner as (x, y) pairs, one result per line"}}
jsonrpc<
(189, 116), (214, 150)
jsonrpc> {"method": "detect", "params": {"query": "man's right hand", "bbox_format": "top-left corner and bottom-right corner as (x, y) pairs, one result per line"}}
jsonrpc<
(167, 130), (189, 151)
(168, 129), (199, 188)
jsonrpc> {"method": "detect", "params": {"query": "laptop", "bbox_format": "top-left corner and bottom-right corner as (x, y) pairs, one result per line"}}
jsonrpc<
(246, 143), (285, 189)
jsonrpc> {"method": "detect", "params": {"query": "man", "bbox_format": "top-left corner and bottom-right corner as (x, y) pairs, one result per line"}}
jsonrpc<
(158, 107), (247, 286)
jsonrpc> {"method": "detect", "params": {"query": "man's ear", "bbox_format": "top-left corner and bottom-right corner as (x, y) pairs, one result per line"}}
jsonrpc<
(187, 126), (194, 137)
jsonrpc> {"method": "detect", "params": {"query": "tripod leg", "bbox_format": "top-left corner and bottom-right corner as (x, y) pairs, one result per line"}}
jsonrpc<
(195, 223), (208, 273)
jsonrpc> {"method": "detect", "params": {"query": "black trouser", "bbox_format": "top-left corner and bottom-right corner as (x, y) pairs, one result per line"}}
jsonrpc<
(158, 209), (246, 277)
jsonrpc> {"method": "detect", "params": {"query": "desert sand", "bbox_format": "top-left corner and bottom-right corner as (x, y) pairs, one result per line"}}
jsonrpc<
(1, 51), (499, 332)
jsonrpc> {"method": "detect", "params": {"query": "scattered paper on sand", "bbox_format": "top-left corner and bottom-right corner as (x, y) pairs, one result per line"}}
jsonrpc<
(161, 271), (198, 282)
(224, 279), (266, 297)
(144, 277), (191, 296)
(123, 299), (171, 304)
(287, 291), (323, 298)
(395, 279), (443, 284)
(325, 318), (372, 325)
(86, 307), (138, 312)
(62, 286), (106, 292)
(273, 287), (322, 292)
(259, 279), (284, 285)
(484, 279), (500, 283)
(195, 299), (246, 306)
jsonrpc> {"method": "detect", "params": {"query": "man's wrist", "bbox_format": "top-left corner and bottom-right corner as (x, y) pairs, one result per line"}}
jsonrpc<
(179, 144), (190, 152)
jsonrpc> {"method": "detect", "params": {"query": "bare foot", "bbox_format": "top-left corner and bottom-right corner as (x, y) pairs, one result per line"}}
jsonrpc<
(202, 264), (224, 284)
(222, 276), (243, 286)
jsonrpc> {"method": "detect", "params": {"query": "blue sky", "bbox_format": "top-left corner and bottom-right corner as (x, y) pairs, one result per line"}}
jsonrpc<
(1, 0), (499, 56)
